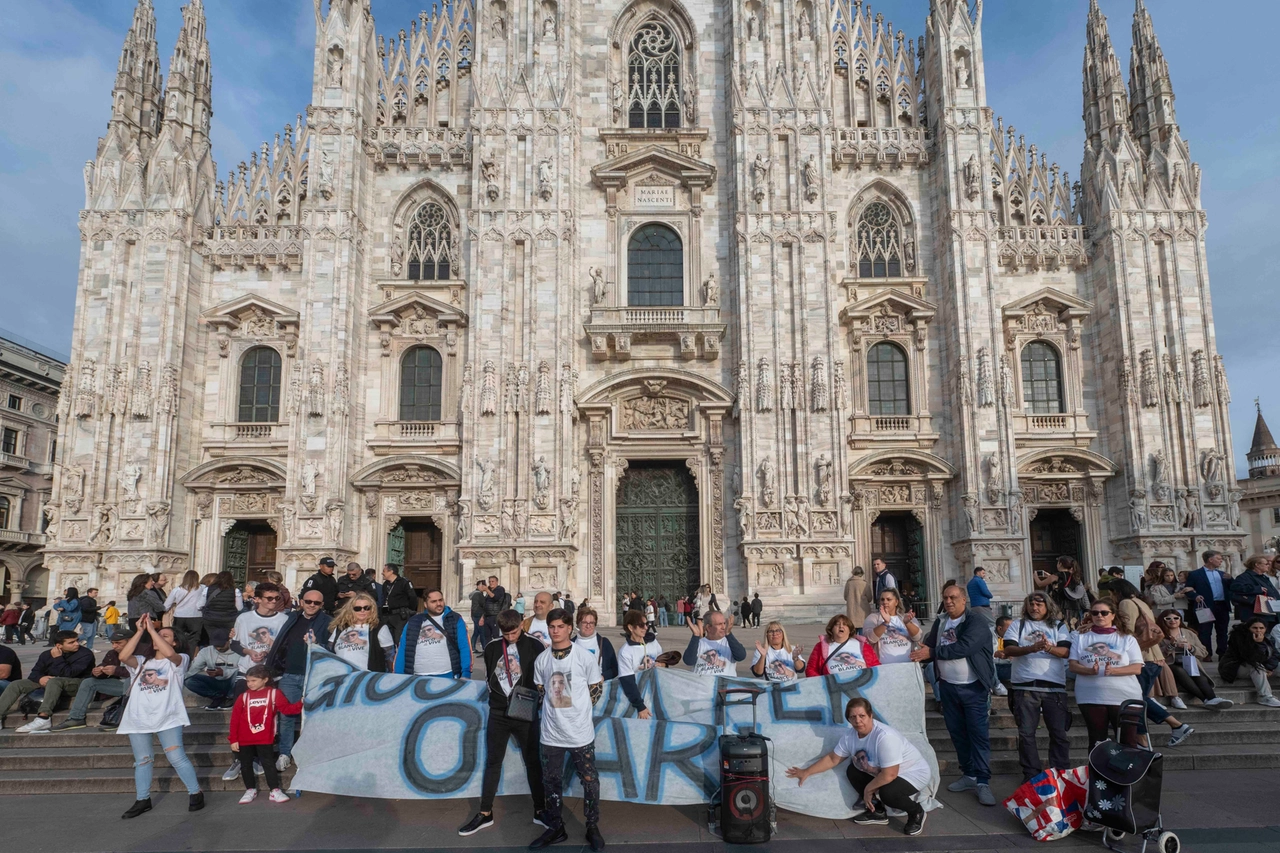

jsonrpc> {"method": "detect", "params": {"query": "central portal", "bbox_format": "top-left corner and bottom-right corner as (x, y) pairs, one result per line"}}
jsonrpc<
(615, 461), (700, 620)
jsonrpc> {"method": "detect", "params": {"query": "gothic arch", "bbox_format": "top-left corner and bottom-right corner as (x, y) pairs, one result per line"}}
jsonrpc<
(847, 180), (919, 277)
(607, 1), (699, 128)
(609, 0), (697, 51)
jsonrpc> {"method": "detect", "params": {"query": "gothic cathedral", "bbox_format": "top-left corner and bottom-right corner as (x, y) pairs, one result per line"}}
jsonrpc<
(42, 0), (1243, 620)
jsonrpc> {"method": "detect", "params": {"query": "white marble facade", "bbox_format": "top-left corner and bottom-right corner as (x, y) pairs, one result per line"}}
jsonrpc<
(43, 0), (1244, 620)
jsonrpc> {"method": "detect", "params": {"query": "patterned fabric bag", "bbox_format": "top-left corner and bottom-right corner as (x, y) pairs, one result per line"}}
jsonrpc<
(1002, 766), (1090, 842)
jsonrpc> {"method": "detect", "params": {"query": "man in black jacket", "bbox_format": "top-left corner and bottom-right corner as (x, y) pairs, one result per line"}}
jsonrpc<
(381, 564), (416, 646)
(17, 603), (36, 645)
(470, 580), (488, 653)
(480, 575), (508, 647)
(264, 591), (333, 770)
(457, 609), (546, 836)
(1, 631), (96, 732)
(301, 556), (341, 614)
(1231, 555), (1280, 628)
(336, 561), (375, 607)
(79, 588), (100, 650)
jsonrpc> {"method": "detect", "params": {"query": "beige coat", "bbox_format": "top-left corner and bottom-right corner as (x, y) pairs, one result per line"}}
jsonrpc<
(844, 576), (873, 628)
(1119, 596), (1178, 697)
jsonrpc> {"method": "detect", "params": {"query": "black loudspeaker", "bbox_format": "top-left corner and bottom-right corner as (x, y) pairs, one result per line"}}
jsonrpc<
(719, 732), (772, 844)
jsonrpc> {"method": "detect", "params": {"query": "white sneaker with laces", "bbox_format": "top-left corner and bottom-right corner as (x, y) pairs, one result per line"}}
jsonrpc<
(16, 717), (51, 733)
(1258, 695), (1280, 708)
(221, 761), (242, 782)
(1203, 697), (1233, 709)
(276, 754), (292, 772)
(238, 789), (258, 805)
(268, 789), (290, 803)
(1169, 696), (1187, 710)
(992, 683), (1008, 697)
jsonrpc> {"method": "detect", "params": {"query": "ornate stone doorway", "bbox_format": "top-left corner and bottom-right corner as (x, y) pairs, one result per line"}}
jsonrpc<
(388, 518), (442, 595)
(1029, 508), (1081, 577)
(614, 461), (700, 622)
(222, 521), (277, 586)
(870, 511), (925, 597)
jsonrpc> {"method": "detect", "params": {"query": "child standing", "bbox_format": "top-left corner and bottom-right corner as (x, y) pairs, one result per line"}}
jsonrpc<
(228, 664), (303, 804)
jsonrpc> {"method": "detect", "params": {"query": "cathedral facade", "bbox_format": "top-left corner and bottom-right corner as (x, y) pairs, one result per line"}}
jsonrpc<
(40, 0), (1244, 620)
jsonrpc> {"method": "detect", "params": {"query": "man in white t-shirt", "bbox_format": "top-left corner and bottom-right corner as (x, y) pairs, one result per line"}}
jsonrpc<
(1000, 592), (1073, 781)
(786, 697), (928, 837)
(682, 610), (746, 677)
(393, 589), (471, 678)
(521, 591), (554, 647)
(530, 608), (604, 852)
(229, 587), (290, 684)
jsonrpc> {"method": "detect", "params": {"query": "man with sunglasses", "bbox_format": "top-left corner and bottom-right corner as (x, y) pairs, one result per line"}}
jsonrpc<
(264, 590), (333, 771)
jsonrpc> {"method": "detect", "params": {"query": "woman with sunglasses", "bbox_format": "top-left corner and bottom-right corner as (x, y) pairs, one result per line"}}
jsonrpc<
(1157, 609), (1232, 709)
(862, 589), (921, 665)
(1112, 580), (1195, 746)
(1068, 598), (1144, 748)
(618, 609), (667, 718)
(326, 593), (394, 672)
(751, 621), (805, 682)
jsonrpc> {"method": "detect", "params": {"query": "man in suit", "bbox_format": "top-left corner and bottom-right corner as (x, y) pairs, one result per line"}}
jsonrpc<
(1187, 549), (1232, 658)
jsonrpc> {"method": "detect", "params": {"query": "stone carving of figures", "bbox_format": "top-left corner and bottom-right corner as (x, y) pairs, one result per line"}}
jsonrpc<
(1192, 350), (1211, 407)
(456, 501), (471, 541)
(795, 496), (811, 537)
(778, 362), (794, 411)
(976, 347), (995, 407)
(516, 363), (530, 412)
(1140, 350), (1159, 407)
(755, 357), (773, 412)
(747, 11), (758, 40)
(832, 360), (847, 409)
(750, 154), (770, 203)
(480, 360), (498, 415)
(280, 504), (296, 546)
(307, 360), (325, 418)
(300, 460), (319, 497)
(532, 456), (552, 509)
(1228, 489), (1242, 527)
(560, 363), (578, 416)
(476, 456), (496, 510)
(701, 272), (718, 307)
(42, 503), (60, 540)
(734, 496), (753, 539)
(611, 80), (625, 121)
(810, 356), (828, 412)
(535, 361), (553, 415)
(537, 159), (554, 200)
(514, 501), (529, 537)
(758, 457), (777, 508)
(985, 454), (1003, 505)
(119, 464), (143, 503)
(731, 466), (742, 499)
(459, 362), (473, 418)
(903, 238), (916, 273)
(1213, 354), (1230, 403)
(146, 501), (170, 546)
(542, 14), (555, 40)
(1200, 449), (1224, 486)
(570, 465), (581, 496)
(962, 493), (980, 536)
(131, 361), (152, 418)
(589, 267), (606, 305)
(797, 6), (811, 38)
(326, 501), (344, 543)
(1129, 491), (1147, 531)
(782, 495), (799, 537)
(814, 453), (833, 507)
(74, 358), (96, 418)
(999, 354), (1017, 407)
(1008, 489), (1023, 532)
(1150, 450), (1169, 501)
(63, 462), (85, 514)
(964, 154), (980, 201)
(802, 155), (819, 202)
(1175, 490), (1189, 526)
(90, 504), (117, 545)
(1184, 493), (1201, 529)
(332, 366), (350, 418)
(389, 237), (406, 276)
(735, 359), (750, 413)
(956, 55), (971, 88)
(326, 46), (344, 86)
(682, 84), (695, 124)
(559, 497), (578, 540)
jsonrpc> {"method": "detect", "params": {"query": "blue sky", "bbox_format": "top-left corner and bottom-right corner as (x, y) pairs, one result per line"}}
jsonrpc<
(1, 1), (1275, 474)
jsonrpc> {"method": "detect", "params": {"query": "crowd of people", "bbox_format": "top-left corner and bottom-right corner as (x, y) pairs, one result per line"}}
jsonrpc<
(1, 547), (1278, 842)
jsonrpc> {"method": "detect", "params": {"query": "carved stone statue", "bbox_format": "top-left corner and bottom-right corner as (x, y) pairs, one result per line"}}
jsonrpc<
(1199, 448), (1224, 487)
(119, 464), (143, 503)
(559, 496), (578, 540)
(1129, 491), (1147, 531)
(611, 80), (625, 122)
(542, 14), (556, 40)
(326, 501), (344, 543)
(537, 159), (554, 200)
(476, 456), (496, 510)
(280, 504), (296, 545)
(802, 155), (819, 202)
(589, 267), (606, 305)
(682, 85), (695, 124)
(300, 460), (319, 497)
(307, 360), (325, 418)
(814, 453), (833, 507)
(750, 154), (770, 202)
(985, 454), (1003, 505)
(747, 11), (759, 40)
(535, 361), (553, 415)
(756, 357), (773, 412)
(964, 154), (981, 201)
(797, 6), (812, 39)
(145, 501), (170, 546)
(532, 455), (552, 509)
(701, 272), (719, 307)
(962, 493), (980, 535)
(1150, 450), (1170, 502)
(480, 360), (498, 415)
(90, 504), (117, 546)
(758, 457), (777, 508)
(956, 54), (971, 88)
(326, 45), (344, 87)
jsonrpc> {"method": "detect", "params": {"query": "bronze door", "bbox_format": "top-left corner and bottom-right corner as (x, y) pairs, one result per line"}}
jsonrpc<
(870, 512), (924, 595)
(401, 519), (442, 596)
(615, 462), (700, 620)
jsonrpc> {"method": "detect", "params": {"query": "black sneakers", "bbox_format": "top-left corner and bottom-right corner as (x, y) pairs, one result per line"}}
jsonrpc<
(189, 792), (205, 812)
(586, 823), (605, 851)
(458, 812), (494, 836)
(121, 798), (152, 819)
(528, 825), (568, 849)
(904, 811), (927, 837)
(852, 809), (889, 826)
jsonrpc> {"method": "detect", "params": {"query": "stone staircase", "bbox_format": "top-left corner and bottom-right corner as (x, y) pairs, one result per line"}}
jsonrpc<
(925, 662), (1280, 776)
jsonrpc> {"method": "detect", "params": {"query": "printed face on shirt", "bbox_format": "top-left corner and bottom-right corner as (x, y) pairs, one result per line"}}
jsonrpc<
(548, 671), (572, 708)
(138, 666), (169, 693)
(336, 627), (367, 653)
(940, 625), (959, 644)
(853, 748), (879, 776)
(495, 651), (521, 684)
(879, 623), (911, 649)
(1082, 641), (1123, 665)
(700, 649), (727, 671)
(768, 659), (795, 681)
(1024, 629), (1049, 648)
(248, 626), (275, 649)
(828, 651), (866, 673)
(528, 624), (550, 645)
(418, 623), (444, 644)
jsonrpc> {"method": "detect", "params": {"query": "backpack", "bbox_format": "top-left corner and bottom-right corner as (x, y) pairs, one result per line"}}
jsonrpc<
(1133, 611), (1164, 651)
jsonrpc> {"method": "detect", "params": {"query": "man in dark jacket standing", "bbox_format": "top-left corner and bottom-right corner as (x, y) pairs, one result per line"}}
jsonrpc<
(911, 583), (996, 806)
(78, 588), (100, 651)
(0, 631), (95, 732)
(750, 593), (762, 628)
(264, 591), (332, 770)
(480, 576), (508, 647)
(336, 561), (375, 607)
(457, 608), (546, 836)
(1188, 550), (1233, 657)
(17, 603), (36, 645)
(395, 589), (471, 679)
(1231, 555), (1280, 628)
(301, 556), (341, 614)
(470, 580), (489, 653)
(381, 564), (416, 643)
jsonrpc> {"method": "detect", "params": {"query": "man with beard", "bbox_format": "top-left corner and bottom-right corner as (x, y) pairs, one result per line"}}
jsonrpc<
(394, 589), (470, 679)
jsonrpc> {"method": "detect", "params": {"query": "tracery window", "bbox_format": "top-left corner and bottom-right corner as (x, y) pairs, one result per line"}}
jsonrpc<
(400, 346), (443, 422)
(628, 21), (681, 129)
(237, 347), (282, 423)
(406, 201), (454, 280)
(867, 342), (910, 415)
(627, 224), (683, 306)
(855, 201), (902, 278)
(1021, 341), (1064, 414)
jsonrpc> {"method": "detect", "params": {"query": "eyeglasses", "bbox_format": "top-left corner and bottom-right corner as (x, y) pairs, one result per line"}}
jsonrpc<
(1163, 616), (1180, 621)
(302, 599), (324, 606)
(260, 595), (280, 601)
(766, 629), (783, 634)
(1090, 609), (1112, 617)
(352, 606), (372, 612)
(1029, 596), (1047, 603)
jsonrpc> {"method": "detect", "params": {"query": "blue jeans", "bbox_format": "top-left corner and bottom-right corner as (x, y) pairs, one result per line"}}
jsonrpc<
(128, 727), (200, 800)
(185, 674), (237, 701)
(79, 621), (97, 650)
(0, 679), (9, 692)
(277, 672), (305, 757)
(676, 611), (685, 625)
(69, 676), (126, 720)
(658, 608), (668, 627)
(936, 679), (992, 784)
(1137, 661), (1169, 731)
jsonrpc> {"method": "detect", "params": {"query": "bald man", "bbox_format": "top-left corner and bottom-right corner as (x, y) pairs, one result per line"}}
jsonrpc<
(522, 592), (554, 647)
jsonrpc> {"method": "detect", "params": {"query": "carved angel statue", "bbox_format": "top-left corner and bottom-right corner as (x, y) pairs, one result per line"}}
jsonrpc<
(802, 155), (820, 201)
(1199, 448), (1224, 486)
(701, 272), (719, 307)
(964, 154), (981, 201)
(758, 457), (777, 508)
(589, 267), (606, 305)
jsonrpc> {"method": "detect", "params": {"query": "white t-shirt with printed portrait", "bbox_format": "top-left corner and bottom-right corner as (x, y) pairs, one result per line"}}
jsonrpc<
(412, 615), (454, 676)
(1070, 630), (1143, 706)
(692, 637), (738, 677)
(834, 720), (932, 793)
(752, 646), (799, 682)
(526, 617), (551, 648)
(232, 610), (289, 674)
(934, 615), (975, 685)
(618, 640), (662, 678)
(492, 641), (524, 697)
(329, 624), (395, 670)
(535, 644), (602, 749)
(118, 654), (191, 736)
(1004, 619), (1072, 685)
(824, 638), (868, 674)
(864, 614), (915, 664)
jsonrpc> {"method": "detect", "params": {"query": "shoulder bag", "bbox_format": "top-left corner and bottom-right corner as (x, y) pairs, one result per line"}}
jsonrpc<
(501, 640), (538, 722)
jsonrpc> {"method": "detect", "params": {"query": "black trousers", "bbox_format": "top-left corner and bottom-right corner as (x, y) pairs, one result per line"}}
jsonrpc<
(1011, 689), (1072, 781)
(238, 743), (281, 791)
(1196, 601), (1231, 657)
(1168, 661), (1217, 701)
(1079, 704), (1140, 751)
(541, 743), (599, 829)
(172, 617), (203, 656)
(846, 764), (922, 817)
(479, 709), (545, 814)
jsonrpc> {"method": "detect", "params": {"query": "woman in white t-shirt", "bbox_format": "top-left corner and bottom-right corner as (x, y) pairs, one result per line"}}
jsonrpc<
(618, 609), (667, 717)
(786, 697), (929, 837)
(806, 614), (880, 677)
(326, 593), (395, 671)
(116, 614), (204, 819)
(163, 570), (207, 655)
(751, 621), (805, 682)
(1068, 597), (1144, 748)
(861, 589), (922, 665)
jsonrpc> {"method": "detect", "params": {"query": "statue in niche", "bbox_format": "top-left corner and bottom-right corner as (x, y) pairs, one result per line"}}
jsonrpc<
(814, 453), (833, 507)
(797, 6), (812, 39)
(611, 81), (624, 122)
(964, 154), (981, 201)
(119, 464), (143, 503)
(326, 45), (344, 87)
(589, 267), (606, 305)
(750, 154), (770, 203)
(701, 272), (719, 307)
(747, 11), (759, 40)
(682, 85), (695, 124)
(802, 155), (820, 202)
(542, 15), (556, 41)
(532, 456), (552, 509)
(758, 457), (777, 508)
(956, 54), (971, 89)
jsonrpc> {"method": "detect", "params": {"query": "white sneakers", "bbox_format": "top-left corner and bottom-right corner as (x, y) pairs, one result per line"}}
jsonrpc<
(15, 717), (51, 734)
(276, 754), (292, 772)
(268, 789), (290, 803)
(1169, 697), (1188, 710)
(1203, 697), (1233, 709)
(222, 761), (242, 782)
(1258, 695), (1280, 708)
(239, 789), (258, 805)
(992, 683), (1008, 697)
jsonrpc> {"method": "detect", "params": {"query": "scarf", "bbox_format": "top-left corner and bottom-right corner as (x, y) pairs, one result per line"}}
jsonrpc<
(1092, 626), (1118, 635)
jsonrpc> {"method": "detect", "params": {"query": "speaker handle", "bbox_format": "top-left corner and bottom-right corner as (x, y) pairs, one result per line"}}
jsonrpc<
(718, 686), (765, 730)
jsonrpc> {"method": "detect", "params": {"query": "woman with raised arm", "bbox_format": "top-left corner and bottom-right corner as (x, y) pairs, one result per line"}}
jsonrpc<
(861, 589), (921, 665)
(751, 621), (805, 682)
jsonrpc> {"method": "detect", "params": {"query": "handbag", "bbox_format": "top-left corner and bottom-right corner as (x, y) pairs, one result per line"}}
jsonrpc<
(501, 640), (538, 722)
(1194, 605), (1215, 624)
(100, 696), (128, 729)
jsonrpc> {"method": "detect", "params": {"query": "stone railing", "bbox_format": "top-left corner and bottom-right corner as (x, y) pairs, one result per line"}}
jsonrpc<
(834, 127), (929, 168)
(0, 529), (45, 547)
(872, 416), (913, 432)
(585, 305), (725, 361)
(0, 450), (29, 470)
(395, 421), (439, 439)
(1029, 414), (1070, 431)
(364, 127), (472, 169)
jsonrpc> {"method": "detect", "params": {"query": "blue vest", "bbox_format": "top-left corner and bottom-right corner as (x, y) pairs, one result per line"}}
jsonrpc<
(400, 608), (463, 677)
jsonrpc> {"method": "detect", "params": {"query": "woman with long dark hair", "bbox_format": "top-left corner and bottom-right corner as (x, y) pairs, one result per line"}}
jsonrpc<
(1049, 556), (1092, 628)
(1157, 609), (1231, 709)
(200, 571), (242, 637)
(53, 587), (82, 634)
(126, 574), (164, 633)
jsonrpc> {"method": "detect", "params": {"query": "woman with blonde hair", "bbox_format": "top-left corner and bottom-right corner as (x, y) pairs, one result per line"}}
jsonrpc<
(164, 570), (205, 654)
(751, 621), (805, 682)
(325, 592), (394, 671)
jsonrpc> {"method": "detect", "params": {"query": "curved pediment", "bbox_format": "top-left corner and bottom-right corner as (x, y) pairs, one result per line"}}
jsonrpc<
(352, 455), (461, 488)
(179, 457), (288, 487)
(369, 291), (468, 330)
(200, 294), (300, 334)
(1017, 448), (1118, 477)
(577, 367), (734, 406)
(849, 450), (956, 480)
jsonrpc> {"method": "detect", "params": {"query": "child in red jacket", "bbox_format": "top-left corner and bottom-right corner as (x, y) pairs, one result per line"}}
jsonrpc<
(229, 664), (303, 804)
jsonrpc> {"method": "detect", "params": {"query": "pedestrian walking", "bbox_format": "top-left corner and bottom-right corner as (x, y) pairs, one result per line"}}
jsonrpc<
(750, 593), (762, 628)
(966, 567), (994, 621)
(102, 600), (121, 638)
(844, 566), (873, 629)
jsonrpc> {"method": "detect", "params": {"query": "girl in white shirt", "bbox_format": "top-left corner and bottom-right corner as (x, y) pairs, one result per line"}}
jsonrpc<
(751, 621), (805, 682)
(1068, 598), (1144, 748)
(116, 614), (204, 819)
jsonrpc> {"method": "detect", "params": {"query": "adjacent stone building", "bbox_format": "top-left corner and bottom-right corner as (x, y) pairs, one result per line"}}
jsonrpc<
(1239, 404), (1280, 556)
(43, 0), (1244, 621)
(0, 330), (66, 606)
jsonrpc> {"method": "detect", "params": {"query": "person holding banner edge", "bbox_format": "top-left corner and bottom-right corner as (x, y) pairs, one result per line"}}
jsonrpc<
(531, 608), (605, 851)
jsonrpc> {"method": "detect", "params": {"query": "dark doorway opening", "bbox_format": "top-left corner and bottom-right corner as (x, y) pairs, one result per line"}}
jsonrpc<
(388, 518), (442, 600)
(222, 521), (278, 586)
(1030, 508), (1082, 578)
(870, 511), (925, 601)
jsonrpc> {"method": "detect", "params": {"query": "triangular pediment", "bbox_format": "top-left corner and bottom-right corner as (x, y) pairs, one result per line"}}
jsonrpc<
(369, 291), (467, 329)
(592, 145), (716, 190)
(1002, 287), (1092, 321)
(839, 289), (937, 327)
(201, 294), (300, 331)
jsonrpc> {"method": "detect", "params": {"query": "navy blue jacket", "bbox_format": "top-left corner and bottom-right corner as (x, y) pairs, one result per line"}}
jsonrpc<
(1187, 566), (1231, 605)
(264, 610), (333, 677)
(394, 606), (470, 678)
(923, 609), (996, 691)
(1230, 571), (1280, 622)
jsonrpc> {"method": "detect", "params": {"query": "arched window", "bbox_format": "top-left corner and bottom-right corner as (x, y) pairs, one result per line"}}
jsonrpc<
(628, 21), (681, 129)
(0, 496), (10, 529)
(406, 201), (454, 280)
(400, 346), (443, 421)
(627, 224), (683, 306)
(237, 347), (282, 423)
(1021, 341), (1064, 414)
(855, 201), (903, 278)
(867, 342), (910, 415)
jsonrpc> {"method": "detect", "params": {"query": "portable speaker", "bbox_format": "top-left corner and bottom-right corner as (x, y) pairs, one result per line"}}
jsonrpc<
(719, 732), (772, 844)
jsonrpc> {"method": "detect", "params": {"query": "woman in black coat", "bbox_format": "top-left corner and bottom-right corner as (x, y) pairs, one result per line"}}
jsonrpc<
(1218, 618), (1280, 707)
